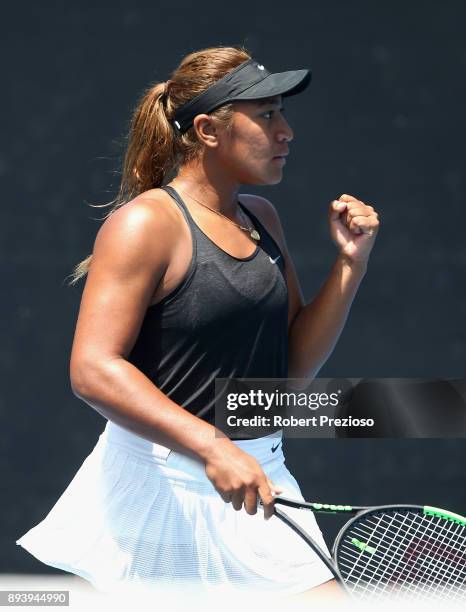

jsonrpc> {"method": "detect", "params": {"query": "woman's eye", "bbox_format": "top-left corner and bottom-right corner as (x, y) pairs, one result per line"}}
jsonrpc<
(262, 108), (286, 119)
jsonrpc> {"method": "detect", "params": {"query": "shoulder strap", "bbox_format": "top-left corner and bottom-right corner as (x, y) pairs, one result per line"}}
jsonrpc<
(160, 185), (194, 226)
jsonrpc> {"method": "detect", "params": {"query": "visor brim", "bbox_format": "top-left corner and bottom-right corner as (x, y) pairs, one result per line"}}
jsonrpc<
(232, 69), (311, 101)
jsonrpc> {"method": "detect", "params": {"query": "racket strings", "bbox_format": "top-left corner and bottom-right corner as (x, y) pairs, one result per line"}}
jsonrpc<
(344, 511), (424, 598)
(375, 514), (466, 601)
(344, 512), (406, 590)
(404, 516), (466, 601)
(363, 513), (466, 600)
(337, 509), (466, 602)
(395, 514), (466, 599)
(361, 511), (420, 597)
(372, 514), (466, 602)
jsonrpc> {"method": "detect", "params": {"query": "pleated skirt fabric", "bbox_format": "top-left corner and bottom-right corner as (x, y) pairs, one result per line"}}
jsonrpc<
(16, 421), (333, 597)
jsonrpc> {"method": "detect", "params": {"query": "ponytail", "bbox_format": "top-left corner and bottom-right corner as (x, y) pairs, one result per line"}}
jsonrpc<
(122, 81), (176, 200)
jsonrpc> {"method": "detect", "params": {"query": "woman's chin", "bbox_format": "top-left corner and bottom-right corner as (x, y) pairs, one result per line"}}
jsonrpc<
(239, 168), (284, 186)
(264, 168), (284, 186)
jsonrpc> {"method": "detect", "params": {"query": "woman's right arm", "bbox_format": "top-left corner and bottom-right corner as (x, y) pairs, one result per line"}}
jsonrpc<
(69, 197), (280, 517)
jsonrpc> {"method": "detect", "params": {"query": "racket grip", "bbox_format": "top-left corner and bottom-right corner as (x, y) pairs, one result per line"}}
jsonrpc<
(267, 495), (357, 513)
(257, 494), (310, 509)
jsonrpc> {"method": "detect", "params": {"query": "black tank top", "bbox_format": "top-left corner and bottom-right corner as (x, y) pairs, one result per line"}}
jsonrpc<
(127, 185), (289, 425)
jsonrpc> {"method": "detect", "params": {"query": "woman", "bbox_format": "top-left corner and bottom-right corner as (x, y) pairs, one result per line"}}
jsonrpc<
(16, 46), (379, 599)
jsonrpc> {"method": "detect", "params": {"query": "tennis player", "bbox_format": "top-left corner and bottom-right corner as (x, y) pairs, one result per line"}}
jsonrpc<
(16, 46), (379, 599)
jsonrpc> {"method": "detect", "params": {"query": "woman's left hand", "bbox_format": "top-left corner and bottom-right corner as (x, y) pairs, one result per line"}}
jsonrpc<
(328, 193), (380, 263)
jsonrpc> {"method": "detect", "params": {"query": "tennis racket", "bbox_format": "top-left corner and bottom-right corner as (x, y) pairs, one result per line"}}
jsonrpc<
(267, 495), (466, 603)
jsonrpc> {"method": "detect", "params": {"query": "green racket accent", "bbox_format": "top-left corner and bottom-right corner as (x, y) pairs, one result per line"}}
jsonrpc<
(423, 506), (466, 526)
(311, 503), (353, 512)
(351, 538), (376, 554)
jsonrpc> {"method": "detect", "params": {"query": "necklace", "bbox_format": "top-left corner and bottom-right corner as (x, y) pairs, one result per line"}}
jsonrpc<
(175, 186), (261, 242)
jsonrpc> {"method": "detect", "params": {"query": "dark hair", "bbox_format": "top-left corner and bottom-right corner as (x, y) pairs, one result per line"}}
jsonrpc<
(68, 45), (251, 285)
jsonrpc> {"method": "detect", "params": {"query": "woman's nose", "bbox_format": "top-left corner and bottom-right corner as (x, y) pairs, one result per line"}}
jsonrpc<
(277, 117), (293, 143)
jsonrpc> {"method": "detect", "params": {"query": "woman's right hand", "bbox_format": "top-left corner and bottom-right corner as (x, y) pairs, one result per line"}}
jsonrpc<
(204, 438), (282, 519)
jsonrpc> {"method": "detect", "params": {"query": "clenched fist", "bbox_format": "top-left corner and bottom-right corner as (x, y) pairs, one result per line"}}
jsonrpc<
(329, 193), (380, 263)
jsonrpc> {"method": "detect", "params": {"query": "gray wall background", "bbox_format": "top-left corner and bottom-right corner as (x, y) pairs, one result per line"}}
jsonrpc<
(2, 0), (465, 573)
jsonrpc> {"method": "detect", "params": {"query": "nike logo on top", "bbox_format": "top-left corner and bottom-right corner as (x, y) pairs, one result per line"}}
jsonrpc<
(269, 255), (281, 264)
(271, 442), (281, 453)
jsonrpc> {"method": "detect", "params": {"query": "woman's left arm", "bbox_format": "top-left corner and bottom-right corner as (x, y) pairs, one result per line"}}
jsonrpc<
(247, 193), (380, 379)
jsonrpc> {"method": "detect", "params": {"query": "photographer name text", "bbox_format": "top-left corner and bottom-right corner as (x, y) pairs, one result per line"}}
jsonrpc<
(226, 415), (374, 428)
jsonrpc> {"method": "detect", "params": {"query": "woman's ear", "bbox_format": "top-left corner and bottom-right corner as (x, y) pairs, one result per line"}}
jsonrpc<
(192, 114), (220, 149)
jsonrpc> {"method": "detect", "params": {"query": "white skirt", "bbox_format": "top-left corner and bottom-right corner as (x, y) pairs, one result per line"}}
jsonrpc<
(16, 421), (333, 597)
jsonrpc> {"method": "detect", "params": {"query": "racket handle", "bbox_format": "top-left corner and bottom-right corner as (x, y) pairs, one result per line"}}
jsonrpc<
(267, 495), (362, 514)
(258, 494), (316, 510)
